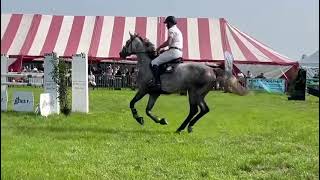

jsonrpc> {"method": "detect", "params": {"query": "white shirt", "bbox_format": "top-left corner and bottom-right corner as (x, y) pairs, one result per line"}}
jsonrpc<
(88, 74), (95, 82)
(168, 25), (183, 49)
(237, 73), (244, 78)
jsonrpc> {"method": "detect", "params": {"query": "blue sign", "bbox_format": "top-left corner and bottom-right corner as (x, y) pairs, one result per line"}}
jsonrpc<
(247, 78), (285, 93)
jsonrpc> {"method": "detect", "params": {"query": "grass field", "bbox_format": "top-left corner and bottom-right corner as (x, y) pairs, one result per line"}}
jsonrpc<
(1, 87), (319, 179)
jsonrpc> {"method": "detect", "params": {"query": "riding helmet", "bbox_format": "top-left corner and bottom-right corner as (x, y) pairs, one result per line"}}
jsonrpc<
(164, 16), (177, 25)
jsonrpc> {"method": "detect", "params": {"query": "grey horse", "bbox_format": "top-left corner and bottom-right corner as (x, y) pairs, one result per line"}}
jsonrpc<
(119, 33), (246, 133)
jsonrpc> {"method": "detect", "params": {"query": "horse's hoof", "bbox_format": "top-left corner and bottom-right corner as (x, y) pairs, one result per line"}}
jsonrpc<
(135, 117), (144, 125)
(187, 126), (193, 133)
(159, 118), (168, 125)
(175, 130), (182, 134)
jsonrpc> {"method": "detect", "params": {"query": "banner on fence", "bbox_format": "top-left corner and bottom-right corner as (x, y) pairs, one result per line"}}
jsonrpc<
(72, 53), (89, 113)
(40, 93), (55, 117)
(13, 91), (34, 112)
(1, 86), (8, 111)
(306, 78), (319, 87)
(246, 78), (285, 93)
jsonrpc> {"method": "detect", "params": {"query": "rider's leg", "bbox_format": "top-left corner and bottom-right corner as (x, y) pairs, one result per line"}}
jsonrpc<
(151, 49), (182, 66)
(150, 52), (168, 87)
(150, 49), (182, 87)
(151, 65), (161, 86)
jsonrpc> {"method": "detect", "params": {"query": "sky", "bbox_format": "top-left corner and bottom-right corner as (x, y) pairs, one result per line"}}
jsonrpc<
(1, 0), (319, 60)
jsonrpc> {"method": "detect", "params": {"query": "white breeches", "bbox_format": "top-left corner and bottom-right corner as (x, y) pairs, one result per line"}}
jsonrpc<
(151, 49), (182, 66)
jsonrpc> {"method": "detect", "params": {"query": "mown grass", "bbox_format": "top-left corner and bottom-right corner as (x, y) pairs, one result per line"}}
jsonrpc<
(1, 87), (319, 179)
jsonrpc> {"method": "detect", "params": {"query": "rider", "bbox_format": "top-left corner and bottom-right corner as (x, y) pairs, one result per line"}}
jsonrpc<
(150, 16), (183, 88)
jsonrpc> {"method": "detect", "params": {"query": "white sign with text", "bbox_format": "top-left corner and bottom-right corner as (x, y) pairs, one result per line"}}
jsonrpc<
(72, 53), (89, 113)
(13, 91), (34, 112)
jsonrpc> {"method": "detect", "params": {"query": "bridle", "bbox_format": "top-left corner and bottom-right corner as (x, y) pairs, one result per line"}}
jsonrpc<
(124, 36), (148, 56)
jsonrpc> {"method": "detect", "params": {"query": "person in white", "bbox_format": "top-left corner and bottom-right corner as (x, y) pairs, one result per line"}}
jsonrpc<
(246, 71), (253, 78)
(150, 16), (183, 88)
(88, 71), (96, 90)
(32, 67), (38, 73)
(237, 72), (244, 78)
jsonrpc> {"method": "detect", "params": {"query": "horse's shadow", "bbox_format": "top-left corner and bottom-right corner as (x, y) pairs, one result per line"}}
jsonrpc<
(4, 125), (173, 140)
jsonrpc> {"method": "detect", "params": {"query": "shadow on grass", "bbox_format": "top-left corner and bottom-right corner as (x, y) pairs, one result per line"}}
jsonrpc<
(1, 111), (36, 116)
(3, 125), (173, 137)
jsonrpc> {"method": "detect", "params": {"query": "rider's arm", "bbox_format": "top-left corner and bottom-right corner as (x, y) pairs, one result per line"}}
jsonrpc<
(156, 38), (171, 51)
(156, 31), (173, 51)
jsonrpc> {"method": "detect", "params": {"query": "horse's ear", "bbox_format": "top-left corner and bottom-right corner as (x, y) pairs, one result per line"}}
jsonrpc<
(129, 31), (133, 38)
(144, 38), (150, 47)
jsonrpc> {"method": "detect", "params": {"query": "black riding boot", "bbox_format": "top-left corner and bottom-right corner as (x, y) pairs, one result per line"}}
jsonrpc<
(151, 65), (161, 89)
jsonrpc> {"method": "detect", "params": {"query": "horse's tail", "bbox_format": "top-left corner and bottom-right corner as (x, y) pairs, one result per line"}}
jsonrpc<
(210, 67), (248, 96)
(225, 74), (248, 96)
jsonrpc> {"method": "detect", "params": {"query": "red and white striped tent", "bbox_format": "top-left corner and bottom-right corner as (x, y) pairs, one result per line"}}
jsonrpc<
(1, 13), (298, 79)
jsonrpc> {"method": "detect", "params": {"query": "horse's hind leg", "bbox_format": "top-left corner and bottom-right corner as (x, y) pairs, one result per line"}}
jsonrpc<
(176, 92), (199, 133)
(187, 98), (209, 133)
(130, 90), (146, 125)
(146, 93), (168, 125)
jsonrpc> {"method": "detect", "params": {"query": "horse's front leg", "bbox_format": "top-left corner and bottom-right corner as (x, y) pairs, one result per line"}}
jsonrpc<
(130, 90), (146, 125)
(146, 93), (168, 125)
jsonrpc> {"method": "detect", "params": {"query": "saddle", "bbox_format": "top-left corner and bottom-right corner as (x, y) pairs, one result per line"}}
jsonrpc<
(148, 49), (183, 74)
(147, 57), (182, 93)
(158, 57), (183, 74)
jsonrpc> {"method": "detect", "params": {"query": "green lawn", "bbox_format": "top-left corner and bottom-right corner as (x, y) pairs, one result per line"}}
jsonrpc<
(1, 87), (319, 179)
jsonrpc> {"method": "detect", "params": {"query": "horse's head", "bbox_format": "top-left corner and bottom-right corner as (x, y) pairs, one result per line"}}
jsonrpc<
(119, 32), (155, 59)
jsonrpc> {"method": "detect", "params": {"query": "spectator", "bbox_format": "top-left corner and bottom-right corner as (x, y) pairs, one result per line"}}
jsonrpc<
(130, 67), (136, 76)
(102, 71), (106, 77)
(237, 72), (244, 78)
(40, 63), (44, 71)
(124, 68), (130, 77)
(67, 69), (72, 86)
(246, 71), (253, 78)
(88, 71), (96, 90)
(237, 72), (246, 86)
(106, 65), (113, 76)
(32, 67), (38, 73)
(113, 66), (118, 76)
(22, 66), (27, 72)
(27, 66), (31, 72)
(115, 69), (122, 77)
(256, 73), (266, 79)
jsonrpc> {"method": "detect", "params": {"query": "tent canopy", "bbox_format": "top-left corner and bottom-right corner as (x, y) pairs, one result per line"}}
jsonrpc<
(1, 13), (297, 66)
(1, 13), (300, 80)
(299, 50), (319, 68)
(299, 50), (319, 78)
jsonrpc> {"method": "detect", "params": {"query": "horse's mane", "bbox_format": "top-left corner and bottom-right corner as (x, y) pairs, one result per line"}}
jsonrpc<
(134, 34), (157, 59)
(135, 34), (155, 48)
